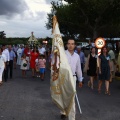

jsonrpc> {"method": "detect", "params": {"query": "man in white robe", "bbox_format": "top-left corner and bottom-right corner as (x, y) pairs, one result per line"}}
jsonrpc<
(17, 46), (22, 65)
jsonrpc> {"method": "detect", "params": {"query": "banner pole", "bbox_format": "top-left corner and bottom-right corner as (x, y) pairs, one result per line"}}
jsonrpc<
(75, 93), (82, 114)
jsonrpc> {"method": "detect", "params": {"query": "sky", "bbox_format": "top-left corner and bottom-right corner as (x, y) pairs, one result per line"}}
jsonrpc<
(0, 0), (56, 38)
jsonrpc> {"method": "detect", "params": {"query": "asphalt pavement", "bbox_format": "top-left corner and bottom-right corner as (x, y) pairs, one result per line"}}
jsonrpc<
(0, 66), (120, 120)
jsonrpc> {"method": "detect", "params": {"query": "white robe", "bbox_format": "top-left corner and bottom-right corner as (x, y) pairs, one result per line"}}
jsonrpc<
(17, 48), (22, 65)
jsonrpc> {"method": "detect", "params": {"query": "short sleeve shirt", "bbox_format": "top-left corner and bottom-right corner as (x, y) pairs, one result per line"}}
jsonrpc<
(39, 59), (46, 68)
(38, 48), (46, 55)
(108, 50), (115, 60)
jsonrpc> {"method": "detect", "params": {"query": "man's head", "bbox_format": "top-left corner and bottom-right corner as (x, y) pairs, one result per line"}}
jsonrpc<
(77, 46), (81, 53)
(2, 44), (6, 50)
(67, 39), (76, 51)
(108, 46), (112, 51)
(39, 45), (42, 48)
(25, 45), (29, 48)
(20, 45), (23, 48)
(8, 45), (12, 51)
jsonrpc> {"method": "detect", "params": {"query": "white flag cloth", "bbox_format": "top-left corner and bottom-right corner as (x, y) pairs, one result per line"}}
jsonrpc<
(50, 16), (76, 116)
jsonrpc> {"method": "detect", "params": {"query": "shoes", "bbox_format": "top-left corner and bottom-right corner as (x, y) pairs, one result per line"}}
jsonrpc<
(61, 114), (67, 119)
(91, 85), (93, 90)
(37, 76), (40, 78)
(105, 91), (111, 95)
(88, 81), (91, 87)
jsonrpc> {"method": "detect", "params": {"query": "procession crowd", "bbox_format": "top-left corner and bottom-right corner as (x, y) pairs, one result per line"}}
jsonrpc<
(0, 41), (119, 96)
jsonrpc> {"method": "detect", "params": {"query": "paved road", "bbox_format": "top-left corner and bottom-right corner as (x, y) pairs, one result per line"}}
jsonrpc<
(0, 66), (120, 120)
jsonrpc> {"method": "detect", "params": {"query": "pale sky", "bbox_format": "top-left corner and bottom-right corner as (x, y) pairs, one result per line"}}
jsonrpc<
(0, 0), (55, 38)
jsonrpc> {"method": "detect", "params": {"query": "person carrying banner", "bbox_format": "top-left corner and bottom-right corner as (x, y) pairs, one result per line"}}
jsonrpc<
(60, 39), (83, 120)
(51, 15), (83, 120)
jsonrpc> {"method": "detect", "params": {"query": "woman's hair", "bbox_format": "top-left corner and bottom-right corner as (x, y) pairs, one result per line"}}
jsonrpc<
(21, 54), (26, 58)
(32, 47), (39, 53)
(101, 46), (108, 55)
(90, 47), (96, 53)
(40, 54), (45, 58)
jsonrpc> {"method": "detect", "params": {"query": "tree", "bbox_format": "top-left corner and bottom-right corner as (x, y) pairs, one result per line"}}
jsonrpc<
(46, 0), (120, 40)
(0, 31), (6, 39)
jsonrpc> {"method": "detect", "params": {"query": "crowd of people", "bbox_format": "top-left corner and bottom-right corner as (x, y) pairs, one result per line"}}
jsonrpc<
(0, 44), (51, 85)
(0, 41), (119, 95)
(0, 40), (120, 120)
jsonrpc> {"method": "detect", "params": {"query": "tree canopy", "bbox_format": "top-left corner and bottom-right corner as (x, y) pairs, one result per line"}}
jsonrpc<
(0, 31), (6, 39)
(46, 0), (120, 40)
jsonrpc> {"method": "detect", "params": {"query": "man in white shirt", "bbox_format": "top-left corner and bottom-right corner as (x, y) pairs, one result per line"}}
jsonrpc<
(2, 44), (10, 82)
(8, 45), (16, 79)
(61, 39), (83, 120)
(38, 45), (46, 55)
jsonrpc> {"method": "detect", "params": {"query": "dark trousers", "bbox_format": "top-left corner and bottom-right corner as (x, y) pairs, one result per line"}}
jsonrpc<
(8, 60), (13, 78)
(81, 63), (84, 74)
(4, 63), (9, 82)
(81, 63), (84, 84)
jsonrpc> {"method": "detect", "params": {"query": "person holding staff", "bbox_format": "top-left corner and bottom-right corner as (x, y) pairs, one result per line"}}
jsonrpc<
(61, 39), (83, 120)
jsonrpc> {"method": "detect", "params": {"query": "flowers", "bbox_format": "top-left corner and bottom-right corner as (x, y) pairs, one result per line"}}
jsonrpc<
(23, 63), (27, 67)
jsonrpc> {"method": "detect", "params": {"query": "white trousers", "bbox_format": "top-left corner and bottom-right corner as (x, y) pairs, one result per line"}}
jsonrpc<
(61, 76), (76, 120)
(17, 55), (21, 65)
(0, 67), (4, 82)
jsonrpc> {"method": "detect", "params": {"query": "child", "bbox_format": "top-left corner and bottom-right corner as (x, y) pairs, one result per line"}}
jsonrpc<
(35, 55), (40, 77)
(20, 54), (28, 77)
(38, 55), (46, 81)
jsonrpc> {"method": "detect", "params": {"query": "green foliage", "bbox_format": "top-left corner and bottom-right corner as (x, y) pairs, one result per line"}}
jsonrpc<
(46, 0), (120, 39)
(0, 31), (6, 39)
(0, 37), (52, 45)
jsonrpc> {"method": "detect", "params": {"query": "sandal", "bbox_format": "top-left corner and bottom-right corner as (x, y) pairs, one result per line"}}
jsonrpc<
(91, 85), (94, 90)
(88, 81), (91, 87)
(105, 91), (111, 96)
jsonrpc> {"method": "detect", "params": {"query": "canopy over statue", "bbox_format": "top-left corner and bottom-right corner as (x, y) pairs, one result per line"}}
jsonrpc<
(28, 32), (39, 48)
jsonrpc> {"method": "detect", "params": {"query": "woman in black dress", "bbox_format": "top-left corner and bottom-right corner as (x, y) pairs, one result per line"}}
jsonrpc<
(98, 46), (111, 95)
(87, 47), (97, 89)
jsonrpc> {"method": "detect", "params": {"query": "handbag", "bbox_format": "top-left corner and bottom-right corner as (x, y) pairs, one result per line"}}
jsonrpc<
(23, 63), (27, 67)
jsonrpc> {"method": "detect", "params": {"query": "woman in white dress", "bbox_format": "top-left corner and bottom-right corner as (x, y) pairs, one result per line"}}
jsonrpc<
(17, 46), (22, 65)
(20, 54), (27, 77)
(0, 48), (6, 85)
